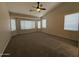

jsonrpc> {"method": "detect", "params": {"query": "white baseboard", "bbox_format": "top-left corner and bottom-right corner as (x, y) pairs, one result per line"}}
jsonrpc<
(0, 38), (11, 57)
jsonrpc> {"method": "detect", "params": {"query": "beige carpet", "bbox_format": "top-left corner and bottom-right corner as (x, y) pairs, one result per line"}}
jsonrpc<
(2, 32), (78, 57)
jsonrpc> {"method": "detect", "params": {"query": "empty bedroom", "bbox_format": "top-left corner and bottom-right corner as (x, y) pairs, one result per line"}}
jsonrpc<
(0, 2), (79, 57)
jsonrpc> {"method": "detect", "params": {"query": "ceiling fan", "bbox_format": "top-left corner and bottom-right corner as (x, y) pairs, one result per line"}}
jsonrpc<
(29, 2), (46, 12)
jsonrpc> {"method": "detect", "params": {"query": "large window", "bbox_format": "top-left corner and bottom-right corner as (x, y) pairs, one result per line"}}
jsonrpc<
(64, 13), (79, 31)
(37, 21), (41, 29)
(11, 19), (16, 31)
(42, 19), (47, 28)
(20, 20), (35, 30)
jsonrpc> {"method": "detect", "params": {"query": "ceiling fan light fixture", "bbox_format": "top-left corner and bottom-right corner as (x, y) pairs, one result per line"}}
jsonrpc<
(30, 2), (46, 12)
(36, 8), (40, 12)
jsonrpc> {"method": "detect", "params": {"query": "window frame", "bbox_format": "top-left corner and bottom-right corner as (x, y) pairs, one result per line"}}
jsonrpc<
(64, 13), (79, 31)
(20, 20), (36, 30)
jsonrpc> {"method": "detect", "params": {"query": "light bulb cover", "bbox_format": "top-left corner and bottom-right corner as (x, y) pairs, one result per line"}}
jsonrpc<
(36, 8), (40, 12)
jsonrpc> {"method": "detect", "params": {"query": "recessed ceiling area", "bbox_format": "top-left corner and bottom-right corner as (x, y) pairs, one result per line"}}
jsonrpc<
(6, 2), (61, 17)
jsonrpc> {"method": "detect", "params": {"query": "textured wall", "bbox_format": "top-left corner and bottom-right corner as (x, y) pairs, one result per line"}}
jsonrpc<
(0, 3), (11, 56)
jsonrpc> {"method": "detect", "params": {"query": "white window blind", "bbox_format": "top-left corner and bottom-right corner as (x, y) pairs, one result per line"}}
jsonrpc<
(42, 19), (47, 28)
(37, 21), (41, 29)
(11, 19), (16, 31)
(64, 13), (79, 31)
(20, 20), (35, 30)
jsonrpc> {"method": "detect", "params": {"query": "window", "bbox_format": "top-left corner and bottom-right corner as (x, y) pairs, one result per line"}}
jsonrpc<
(42, 19), (47, 28)
(37, 21), (41, 29)
(20, 20), (35, 30)
(64, 13), (79, 31)
(11, 19), (16, 31)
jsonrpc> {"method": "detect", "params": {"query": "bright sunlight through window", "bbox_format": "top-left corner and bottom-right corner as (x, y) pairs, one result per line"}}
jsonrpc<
(20, 20), (35, 30)
(37, 21), (41, 29)
(11, 19), (16, 31)
(42, 19), (47, 28)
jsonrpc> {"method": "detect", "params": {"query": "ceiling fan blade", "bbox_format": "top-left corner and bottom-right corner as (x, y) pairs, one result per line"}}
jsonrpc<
(32, 6), (36, 8)
(40, 8), (46, 10)
(29, 9), (35, 12)
(40, 4), (43, 7)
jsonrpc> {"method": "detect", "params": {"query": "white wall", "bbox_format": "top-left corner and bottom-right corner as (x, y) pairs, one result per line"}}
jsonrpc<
(0, 3), (11, 56)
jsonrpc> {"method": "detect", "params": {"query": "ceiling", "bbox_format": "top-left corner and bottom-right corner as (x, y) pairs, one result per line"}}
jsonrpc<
(6, 2), (61, 17)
